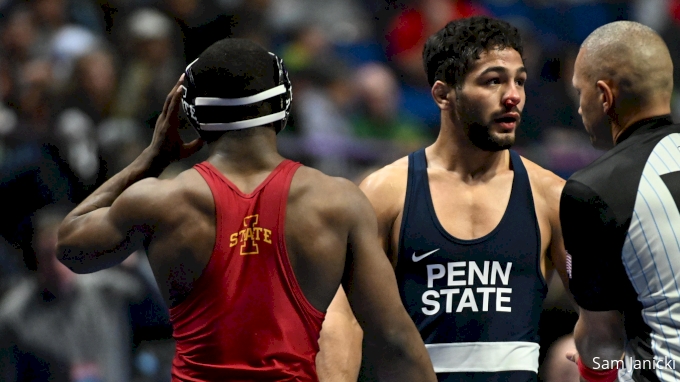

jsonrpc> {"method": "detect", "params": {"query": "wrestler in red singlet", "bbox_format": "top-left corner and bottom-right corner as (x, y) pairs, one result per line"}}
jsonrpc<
(170, 160), (324, 381)
(56, 38), (436, 382)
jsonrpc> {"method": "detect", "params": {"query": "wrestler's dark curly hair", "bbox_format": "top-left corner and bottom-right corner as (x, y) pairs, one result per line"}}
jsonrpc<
(423, 16), (523, 87)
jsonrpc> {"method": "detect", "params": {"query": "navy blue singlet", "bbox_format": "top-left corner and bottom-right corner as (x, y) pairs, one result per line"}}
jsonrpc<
(397, 149), (547, 382)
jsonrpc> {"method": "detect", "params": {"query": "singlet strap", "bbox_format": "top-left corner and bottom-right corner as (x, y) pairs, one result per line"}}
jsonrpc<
(267, 161), (324, 322)
(508, 150), (545, 289)
(405, 149), (429, 214)
(412, 148), (428, 171)
(410, 149), (429, 207)
(399, 149), (428, 252)
(507, 150), (537, 225)
(508, 150), (528, 190)
(269, 160), (302, 234)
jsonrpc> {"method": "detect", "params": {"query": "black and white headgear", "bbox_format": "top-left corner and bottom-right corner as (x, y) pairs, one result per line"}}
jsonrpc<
(181, 51), (292, 133)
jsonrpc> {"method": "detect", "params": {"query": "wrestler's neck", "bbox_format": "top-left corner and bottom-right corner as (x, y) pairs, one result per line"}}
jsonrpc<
(611, 102), (672, 144)
(207, 125), (284, 173)
(428, 120), (511, 181)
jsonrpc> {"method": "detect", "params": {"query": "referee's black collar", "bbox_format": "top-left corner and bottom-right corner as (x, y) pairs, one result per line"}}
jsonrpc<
(615, 114), (674, 145)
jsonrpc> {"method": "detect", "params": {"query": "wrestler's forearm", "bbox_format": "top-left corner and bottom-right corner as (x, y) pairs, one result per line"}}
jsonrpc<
(317, 289), (363, 382)
(316, 315), (363, 382)
(366, 325), (437, 382)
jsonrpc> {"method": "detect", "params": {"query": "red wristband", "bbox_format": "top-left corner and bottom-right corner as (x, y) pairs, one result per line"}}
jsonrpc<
(577, 357), (619, 382)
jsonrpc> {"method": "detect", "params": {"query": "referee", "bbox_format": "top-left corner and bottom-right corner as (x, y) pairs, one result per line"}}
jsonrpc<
(561, 21), (679, 382)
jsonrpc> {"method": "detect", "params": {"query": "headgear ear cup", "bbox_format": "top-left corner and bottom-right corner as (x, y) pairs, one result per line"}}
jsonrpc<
(272, 53), (293, 133)
(181, 58), (201, 131)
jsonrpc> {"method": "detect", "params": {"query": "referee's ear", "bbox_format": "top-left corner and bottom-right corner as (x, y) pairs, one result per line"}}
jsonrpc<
(596, 80), (614, 114)
(432, 80), (452, 110)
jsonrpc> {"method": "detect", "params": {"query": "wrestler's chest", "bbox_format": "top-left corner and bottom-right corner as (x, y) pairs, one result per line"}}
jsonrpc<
(428, 176), (513, 240)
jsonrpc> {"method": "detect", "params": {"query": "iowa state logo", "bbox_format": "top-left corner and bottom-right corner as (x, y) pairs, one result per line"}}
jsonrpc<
(229, 215), (273, 255)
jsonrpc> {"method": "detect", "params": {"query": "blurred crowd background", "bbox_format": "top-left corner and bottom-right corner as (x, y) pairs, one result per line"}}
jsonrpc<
(1, 0), (679, 381)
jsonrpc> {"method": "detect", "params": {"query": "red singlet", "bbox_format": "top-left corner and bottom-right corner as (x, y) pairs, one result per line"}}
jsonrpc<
(169, 160), (325, 382)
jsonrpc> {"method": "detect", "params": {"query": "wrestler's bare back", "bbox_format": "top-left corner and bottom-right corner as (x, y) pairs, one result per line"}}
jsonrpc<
(77, 159), (367, 312)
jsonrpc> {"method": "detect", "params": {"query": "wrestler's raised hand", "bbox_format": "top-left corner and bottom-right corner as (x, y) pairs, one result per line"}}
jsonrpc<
(148, 74), (204, 165)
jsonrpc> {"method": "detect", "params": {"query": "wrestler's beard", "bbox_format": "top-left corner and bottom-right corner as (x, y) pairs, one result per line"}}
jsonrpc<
(455, 94), (518, 152)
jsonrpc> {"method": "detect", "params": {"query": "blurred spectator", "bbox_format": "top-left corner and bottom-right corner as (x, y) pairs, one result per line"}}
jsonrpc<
(51, 48), (122, 201)
(519, 46), (583, 144)
(0, 39), (67, 271)
(97, 0), (154, 28)
(280, 24), (333, 74)
(0, 205), (171, 382)
(631, 0), (670, 32)
(216, 0), (272, 46)
(51, 44), (154, 205)
(0, 6), (48, 110)
(382, 0), (490, 130)
(266, 0), (371, 44)
(0, 238), (24, 297)
(31, 0), (104, 36)
(161, 0), (233, 63)
(294, 57), (355, 176)
(384, 0), (489, 85)
(66, 49), (118, 124)
(27, 0), (104, 88)
(351, 63), (431, 153)
(1, 6), (45, 63)
(48, 26), (100, 87)
(114, 8), (181, 128)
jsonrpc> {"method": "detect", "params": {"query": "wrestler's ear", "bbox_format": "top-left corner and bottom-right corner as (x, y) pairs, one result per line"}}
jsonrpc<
(432, 80), (452, 110)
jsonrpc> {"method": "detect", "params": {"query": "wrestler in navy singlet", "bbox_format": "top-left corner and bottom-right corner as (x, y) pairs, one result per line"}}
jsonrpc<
(397, 149), (547, 382)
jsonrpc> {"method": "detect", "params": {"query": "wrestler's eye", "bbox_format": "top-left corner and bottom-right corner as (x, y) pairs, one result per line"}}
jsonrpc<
(487, 78), (501, 85)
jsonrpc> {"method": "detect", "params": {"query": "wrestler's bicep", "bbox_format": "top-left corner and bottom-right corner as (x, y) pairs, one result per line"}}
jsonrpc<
(342, 190), (410, 338)
(359, 172), (403, 257)
(57, 180), (161, 272)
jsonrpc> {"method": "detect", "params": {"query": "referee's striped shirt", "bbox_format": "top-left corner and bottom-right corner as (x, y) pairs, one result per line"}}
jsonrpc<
(561, 115), (680, 382)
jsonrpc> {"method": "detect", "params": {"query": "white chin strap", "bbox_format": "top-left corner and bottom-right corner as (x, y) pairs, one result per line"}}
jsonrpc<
(193, 85), (287, 131)
(199, 110), (286, 131)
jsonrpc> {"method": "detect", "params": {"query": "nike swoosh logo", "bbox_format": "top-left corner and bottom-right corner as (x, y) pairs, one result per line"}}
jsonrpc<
(412, 248), (440, 262)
